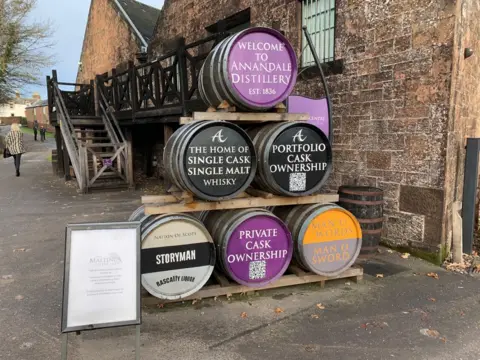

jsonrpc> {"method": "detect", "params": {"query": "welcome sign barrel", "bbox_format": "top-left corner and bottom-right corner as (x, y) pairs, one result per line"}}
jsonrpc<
(248, 122), (332, 196)
(199, 27), (298, 111)
(163, 121), (256, 201)
(203, 209), (293, 287)
(141, 213), (216, 300)
(274, 204), (362, 277)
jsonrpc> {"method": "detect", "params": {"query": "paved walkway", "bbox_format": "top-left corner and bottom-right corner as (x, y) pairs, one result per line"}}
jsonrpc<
(0, 126), (479, 360)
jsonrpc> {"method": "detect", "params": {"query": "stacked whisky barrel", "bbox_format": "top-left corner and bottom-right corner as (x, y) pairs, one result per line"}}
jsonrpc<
(133, 27), (365, 301)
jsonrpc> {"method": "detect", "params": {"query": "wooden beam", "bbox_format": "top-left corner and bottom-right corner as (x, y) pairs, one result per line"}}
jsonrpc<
(143, 193), (339, 215)
(142, 266), (363, 305)
(179, 112), (310, 124)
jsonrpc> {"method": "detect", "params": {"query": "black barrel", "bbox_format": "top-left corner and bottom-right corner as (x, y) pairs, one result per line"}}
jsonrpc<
(199, 27), (298, 111)
(203, 208), (293, 287)
(163, 121), (257, 201)
(338, 186), (384, 255)
(247, 122), (332, 196)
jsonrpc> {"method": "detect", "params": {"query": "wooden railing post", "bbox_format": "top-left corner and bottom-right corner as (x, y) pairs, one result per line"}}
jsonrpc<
(111, 68), (118, 112)
(129, 61), (138, 121)
(176, 37), (189, 116)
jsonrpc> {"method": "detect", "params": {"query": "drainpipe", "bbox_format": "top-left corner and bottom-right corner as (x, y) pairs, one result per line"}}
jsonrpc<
(113, 0), (148, 48)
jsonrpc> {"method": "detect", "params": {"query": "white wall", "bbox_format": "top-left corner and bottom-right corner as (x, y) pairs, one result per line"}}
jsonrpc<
(0, 103), (28, 117)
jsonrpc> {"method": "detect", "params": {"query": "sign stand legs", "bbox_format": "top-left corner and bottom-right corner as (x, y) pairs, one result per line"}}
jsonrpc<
(61, 333), (68, 360)
(135, 325), (141, 360)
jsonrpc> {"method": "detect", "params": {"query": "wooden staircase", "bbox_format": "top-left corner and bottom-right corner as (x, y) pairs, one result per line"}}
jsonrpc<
(51, 81), (133, 193)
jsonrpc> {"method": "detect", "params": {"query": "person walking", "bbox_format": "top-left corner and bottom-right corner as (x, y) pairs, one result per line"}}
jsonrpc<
(33, 119), (39, 141)
(40, 125), (46, 142)
(5, 123), (26, 177)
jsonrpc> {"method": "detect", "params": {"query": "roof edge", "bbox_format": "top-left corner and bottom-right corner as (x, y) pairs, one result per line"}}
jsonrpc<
(112, 0), (149, 48)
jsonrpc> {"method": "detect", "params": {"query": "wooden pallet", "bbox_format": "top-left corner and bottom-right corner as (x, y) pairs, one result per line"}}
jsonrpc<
(142, 265), (363, 306)
(142, 190), (339, 215)
(180, 111), (309, 124)
(180, 100), (308, 124)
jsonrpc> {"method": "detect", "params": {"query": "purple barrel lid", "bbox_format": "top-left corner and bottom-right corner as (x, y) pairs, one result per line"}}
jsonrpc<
(224, 214), (293, 287)
(226, 28), (298, 109)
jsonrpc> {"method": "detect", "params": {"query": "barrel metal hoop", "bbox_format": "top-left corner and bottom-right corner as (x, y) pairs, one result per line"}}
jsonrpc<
(361, 228), (383, 235)
(339, 189), (384, 196)
(356, 217), (384, 224)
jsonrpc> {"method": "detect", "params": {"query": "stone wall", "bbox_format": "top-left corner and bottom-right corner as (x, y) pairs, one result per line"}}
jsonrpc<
(76, 0), (141, 84)
(149, 0), (464, 258)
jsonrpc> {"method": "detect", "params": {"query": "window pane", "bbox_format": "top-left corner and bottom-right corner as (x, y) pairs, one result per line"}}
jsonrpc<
(302, 0), (336, 66)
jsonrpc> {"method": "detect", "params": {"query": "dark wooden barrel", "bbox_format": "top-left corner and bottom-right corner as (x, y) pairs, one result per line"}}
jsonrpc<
(338, 186), (384, 255)
(203, 208), (293, 287)
(163, 121), (256, 201)
(274, 204), (362, 277)
(199, 27), (298, 111)
(247, 122), (332, 196)
(140, 213), (216, 300)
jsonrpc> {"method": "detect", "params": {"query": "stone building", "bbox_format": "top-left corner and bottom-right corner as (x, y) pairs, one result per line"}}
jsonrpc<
(76, 0), (160, 83)
(145, 0), (480, 262)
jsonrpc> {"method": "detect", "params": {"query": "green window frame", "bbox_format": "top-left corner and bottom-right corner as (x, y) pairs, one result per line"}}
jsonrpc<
(302, 0), (336, 67)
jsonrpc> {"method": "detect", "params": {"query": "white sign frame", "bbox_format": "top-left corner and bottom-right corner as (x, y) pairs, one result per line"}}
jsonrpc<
(61, 222), (141, 333)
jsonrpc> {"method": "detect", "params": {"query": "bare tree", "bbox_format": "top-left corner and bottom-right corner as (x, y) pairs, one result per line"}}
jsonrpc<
(0, 0), (54, 104)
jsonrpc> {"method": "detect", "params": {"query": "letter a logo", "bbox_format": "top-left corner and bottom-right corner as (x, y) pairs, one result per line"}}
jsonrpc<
(292, 129), (307, 143)
(212, 130), (227, 143)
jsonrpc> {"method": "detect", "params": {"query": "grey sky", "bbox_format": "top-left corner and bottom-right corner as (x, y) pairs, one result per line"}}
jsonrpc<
(26, 0), (164, 99)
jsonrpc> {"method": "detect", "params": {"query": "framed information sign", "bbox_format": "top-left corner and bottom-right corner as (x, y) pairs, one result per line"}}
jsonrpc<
(62, 222), (141, 333)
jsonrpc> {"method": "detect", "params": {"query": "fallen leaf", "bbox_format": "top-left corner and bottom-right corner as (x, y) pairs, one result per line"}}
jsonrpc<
(428, 298), (436, 302)
(472, 251), (478, 256)
(13, 248), (26, 252)
(192, 299), (198, 305)
(156, 303), (164, 309)
(240, 312), (247, 318)
(427, 272), (439, 279)
(376, 274), (384, 278)
(420, 328), (440, 338)
(274, 307), (284, 314)
(310, 314), (319, 319)
(316, 303), (325, 310)
(460, 311), (465, 316)
(401, 253), (410, 259)
(387, 249), (394, 253)
(15, 295), (24, 301)
(360, 323), (369, 329)
(440, 336), (447, 343)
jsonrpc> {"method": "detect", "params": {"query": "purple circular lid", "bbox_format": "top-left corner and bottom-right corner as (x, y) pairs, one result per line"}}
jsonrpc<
(225, 214), (293, 287)
(227, 28), (298, 108)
